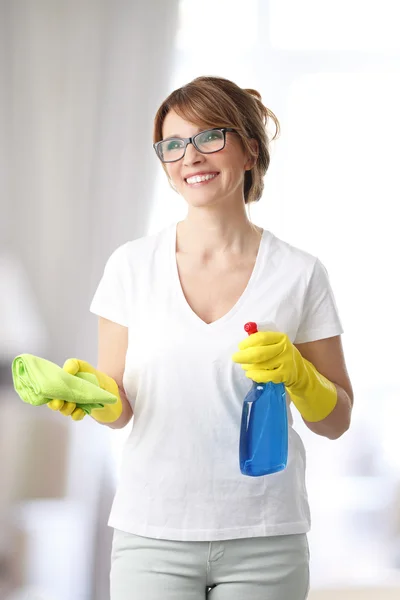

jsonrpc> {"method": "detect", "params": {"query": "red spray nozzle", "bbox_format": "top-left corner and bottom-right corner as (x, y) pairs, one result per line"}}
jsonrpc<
(244, 322), (258, 336)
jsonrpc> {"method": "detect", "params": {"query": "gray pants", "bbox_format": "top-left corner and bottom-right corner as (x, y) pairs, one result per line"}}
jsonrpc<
(110, 529), (310, 599)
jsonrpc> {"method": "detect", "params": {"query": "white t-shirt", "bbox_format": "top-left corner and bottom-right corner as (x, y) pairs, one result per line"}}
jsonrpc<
(90, 222), (343, 541)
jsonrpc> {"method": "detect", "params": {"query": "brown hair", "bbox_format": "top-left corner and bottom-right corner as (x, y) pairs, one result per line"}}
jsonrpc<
(153, 76), (280, 204)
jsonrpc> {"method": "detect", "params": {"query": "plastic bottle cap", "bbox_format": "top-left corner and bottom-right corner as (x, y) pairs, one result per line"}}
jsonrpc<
(244, 322), (258, 335)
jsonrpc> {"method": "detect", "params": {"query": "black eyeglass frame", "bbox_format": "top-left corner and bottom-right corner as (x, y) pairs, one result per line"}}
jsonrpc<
(153, 127), (237, 163)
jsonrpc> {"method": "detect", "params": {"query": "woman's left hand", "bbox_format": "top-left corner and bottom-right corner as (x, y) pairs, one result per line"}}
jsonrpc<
(232, 330), (339, 423)
(232, 331), (303, 387)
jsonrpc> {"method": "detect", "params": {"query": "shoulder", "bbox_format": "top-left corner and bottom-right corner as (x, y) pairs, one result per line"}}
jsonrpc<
(106, 224), (174, 271)
(262, 230), (335, 297)
(265, 229), (319, 275)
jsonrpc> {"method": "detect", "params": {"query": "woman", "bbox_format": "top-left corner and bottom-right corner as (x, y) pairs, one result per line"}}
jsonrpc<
(49, 76), (353, 599)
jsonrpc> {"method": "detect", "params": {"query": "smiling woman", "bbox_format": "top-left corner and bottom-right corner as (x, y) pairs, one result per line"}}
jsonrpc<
(48, 74), (353, 600)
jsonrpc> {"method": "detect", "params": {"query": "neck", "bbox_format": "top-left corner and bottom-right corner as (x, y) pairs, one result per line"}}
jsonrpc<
(176, 204), (262, 258)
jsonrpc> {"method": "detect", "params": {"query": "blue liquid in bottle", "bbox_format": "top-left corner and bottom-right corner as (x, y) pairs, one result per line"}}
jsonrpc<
(239, 322), (289, 477)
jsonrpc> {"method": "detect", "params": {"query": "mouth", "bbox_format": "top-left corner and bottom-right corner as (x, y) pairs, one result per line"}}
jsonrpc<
(184, 172), (219, 187)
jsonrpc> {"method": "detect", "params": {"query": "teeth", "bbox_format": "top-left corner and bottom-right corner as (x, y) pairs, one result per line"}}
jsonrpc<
(186, 173), (217, 185)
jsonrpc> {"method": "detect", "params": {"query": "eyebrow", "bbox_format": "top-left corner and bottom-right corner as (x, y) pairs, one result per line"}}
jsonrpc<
(162, 127), (205, 140)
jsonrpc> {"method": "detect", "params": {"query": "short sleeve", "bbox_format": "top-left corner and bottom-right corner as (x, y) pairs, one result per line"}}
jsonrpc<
(89, 244), (129, 327)
(294, 258), (344, 344)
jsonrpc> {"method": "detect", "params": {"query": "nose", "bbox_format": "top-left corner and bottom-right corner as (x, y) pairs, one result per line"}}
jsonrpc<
(183, 142), (204, 166)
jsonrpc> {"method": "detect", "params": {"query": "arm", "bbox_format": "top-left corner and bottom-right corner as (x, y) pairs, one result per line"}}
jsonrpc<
(294, 335), (354, 440)
(96, 316), (133, 430)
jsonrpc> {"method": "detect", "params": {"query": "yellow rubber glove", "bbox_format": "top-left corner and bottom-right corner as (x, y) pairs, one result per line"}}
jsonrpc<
(232, 331), (337, 422)
(48, 359), (123, 423)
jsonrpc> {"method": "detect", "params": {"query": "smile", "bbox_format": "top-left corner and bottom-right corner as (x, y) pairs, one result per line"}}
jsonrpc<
(185, 173), (219, 186)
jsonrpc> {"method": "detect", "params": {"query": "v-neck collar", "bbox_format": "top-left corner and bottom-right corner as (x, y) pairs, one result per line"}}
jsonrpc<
(169, 222), (269, 331)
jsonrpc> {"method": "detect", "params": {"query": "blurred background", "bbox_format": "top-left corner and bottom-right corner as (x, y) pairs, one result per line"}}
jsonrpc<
(1, 0), (399, 599)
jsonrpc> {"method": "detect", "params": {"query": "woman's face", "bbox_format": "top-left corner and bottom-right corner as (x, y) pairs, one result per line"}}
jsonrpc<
(161, 109), (253, 209)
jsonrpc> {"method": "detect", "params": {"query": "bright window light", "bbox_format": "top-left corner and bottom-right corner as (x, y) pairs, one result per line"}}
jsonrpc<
(281, 72), (400, 386)
(269, 0), (400, 51)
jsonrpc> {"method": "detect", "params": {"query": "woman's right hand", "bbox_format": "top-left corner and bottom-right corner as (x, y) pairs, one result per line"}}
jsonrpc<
(47, 358), (123, 423)
(47, 359), (91, 421)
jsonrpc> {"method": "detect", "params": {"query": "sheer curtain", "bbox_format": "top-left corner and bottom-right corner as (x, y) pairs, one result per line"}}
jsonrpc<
(1, 1), (179, 599)
(1, 0), (179, 364)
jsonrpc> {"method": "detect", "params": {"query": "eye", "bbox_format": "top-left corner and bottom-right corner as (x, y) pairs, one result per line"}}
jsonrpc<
(200, 131), (221, 143)
(166, 139), (183, 151)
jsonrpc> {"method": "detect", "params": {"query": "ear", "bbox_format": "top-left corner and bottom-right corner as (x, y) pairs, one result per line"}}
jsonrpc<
(244, 138), (259, 171)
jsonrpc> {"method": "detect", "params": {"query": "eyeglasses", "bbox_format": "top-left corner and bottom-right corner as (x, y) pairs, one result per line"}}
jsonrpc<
(153, 127), (236, 163)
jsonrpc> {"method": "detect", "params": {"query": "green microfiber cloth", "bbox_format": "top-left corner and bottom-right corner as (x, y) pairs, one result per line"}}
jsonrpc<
(12, 354), (118, 415)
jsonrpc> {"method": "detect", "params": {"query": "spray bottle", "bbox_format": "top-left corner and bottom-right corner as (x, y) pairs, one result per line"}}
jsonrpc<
(239, 322), (289, 476)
